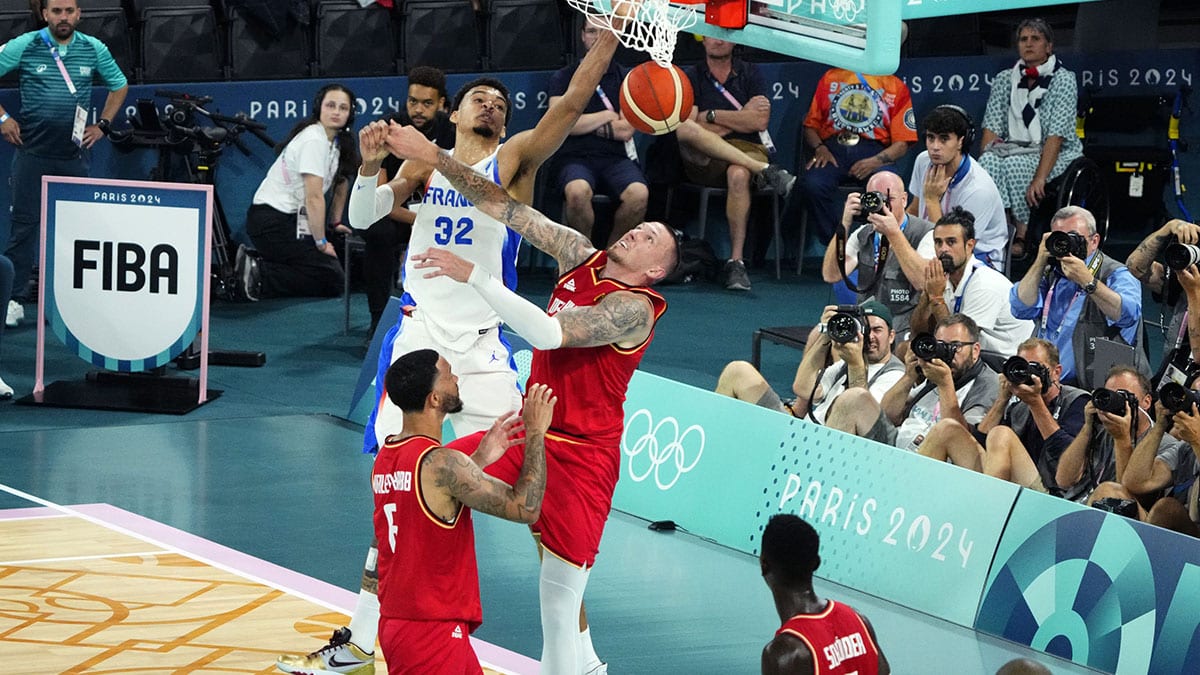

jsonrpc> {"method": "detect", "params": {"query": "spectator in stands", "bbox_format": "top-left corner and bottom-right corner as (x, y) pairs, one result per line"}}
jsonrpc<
(823, 313), (998, 453)
(907, 105), (1008, 272)
(978, 18), (1083, 261)
(1, 0), (128, 329)
(715, 300), (905, 425)
(910, 207), (1033, 355)
(236, 83), (360, 300)
(549, 22), (648, 246)
(1093, 389), (1200, 536)
(355, 67), (456, 339)
(918, 337), (1089, 494)
(1125, 218), (1200, 383)
(683, 36), (794, 292)
(799, 65), (917, 244)
(820, 171), (933, 338)
(1010, 205), (1145, 389)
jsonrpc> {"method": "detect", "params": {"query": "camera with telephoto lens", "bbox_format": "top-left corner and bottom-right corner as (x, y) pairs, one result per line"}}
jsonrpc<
(852, 190), (890, 225)
(911, 333), (957, 363)
(826, 305), (866, 344)
(1046, 231), (1088, 259)
(1003, 355), (1051, 393)
(1165, 242), (1200, 271)
(1160, 382), (1200, 413)
(1092, 387), (1138, 415)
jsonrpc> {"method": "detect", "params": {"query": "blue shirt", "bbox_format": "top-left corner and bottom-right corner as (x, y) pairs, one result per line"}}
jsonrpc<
(0, 29), (127, 159)
(1009, 253), (1142, 384)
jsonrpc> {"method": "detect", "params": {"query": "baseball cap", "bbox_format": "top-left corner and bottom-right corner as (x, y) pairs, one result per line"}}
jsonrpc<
(858, 299), (893, 329)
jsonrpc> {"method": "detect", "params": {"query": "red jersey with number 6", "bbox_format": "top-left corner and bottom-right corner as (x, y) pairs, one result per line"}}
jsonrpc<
(776, 600), (880, 675)
(527, 250), (667, 447)
(373, 434), (481, 630)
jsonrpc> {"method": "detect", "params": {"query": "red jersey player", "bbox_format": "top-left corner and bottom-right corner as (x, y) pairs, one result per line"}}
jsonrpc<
(389, 121), (680, 674)
(371, 348), (556, 675)
(761, 514), (890, 675)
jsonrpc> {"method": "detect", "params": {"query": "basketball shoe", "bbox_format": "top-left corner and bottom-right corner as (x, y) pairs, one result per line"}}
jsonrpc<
(758, 164), (796, 197)
(276, 627), (374, 675)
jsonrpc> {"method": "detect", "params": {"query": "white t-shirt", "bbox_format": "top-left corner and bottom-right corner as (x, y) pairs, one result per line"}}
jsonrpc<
(941, 257), (1034, 355)
(910, 152), (1007, 268)
(252, 123), (339, 214)
(810, 357), (905, 425)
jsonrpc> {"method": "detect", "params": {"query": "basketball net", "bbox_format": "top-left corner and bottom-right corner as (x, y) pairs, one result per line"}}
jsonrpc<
(565, 0), (702, 68)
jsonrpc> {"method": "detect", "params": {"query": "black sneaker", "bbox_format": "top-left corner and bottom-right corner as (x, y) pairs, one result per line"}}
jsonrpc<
(759, 164), (797, 197)
(723, 259), (751, 291)
(235, 245), (262, 302)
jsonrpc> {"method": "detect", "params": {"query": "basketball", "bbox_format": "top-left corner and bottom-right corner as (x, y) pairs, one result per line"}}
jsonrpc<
(619, 62), (694, 136)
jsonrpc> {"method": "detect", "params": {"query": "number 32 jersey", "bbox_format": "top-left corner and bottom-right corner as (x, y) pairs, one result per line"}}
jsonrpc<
(406, 148), (523, 350)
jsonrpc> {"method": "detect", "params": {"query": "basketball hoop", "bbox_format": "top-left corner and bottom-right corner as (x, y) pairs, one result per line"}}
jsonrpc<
(565, 0), (704, 68)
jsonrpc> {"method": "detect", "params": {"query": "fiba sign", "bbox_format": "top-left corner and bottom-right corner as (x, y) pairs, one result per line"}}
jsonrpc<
(41, 178), (211, 372)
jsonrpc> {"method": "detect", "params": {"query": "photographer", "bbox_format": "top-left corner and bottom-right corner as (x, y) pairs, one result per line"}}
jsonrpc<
(909, 207), (1033, 354)
(714, 300), (904, 423)
(1053, 367), (1150, 503)
(236, 83), (360, 300)
(1010, 205), (1145, 389)
(822, 314), (997, 451)
(820, 171), (934, 337)
(1128, 220), (1200, 386)
(918, 338), (1088, 493)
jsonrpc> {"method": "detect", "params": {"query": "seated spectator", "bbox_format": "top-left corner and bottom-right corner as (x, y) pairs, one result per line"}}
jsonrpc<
(909, 207), (1033, 354)
(978, 18), (1083, 260)
(799, 65), (917, 244)
(356, 67), (456, 338)
(822, 314), (998, 453)
(1125, 218), (1200, 384)
(236, 83), (359, 300)
(1094, 388), (1200, 536)
(683, 36), (794, 292)
(1010, 205), (1146, 388)
(908, 106), (1008, 272)
(918, 338), (1090, 494)
(820, 171), (933, 338)
(550, 23), (647, 246)
(715, 300), (904, 424)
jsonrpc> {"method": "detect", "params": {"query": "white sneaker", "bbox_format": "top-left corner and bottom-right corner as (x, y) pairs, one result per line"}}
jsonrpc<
(5, 300), (23, 328)
(0, 375), (12, 399)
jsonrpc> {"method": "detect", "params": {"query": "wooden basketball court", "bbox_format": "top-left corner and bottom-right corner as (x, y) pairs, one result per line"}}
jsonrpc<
(0, 503), (526, 674)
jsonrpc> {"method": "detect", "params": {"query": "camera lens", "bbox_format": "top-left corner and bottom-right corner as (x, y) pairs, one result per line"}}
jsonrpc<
(1092, 388), (1127, 415)
(911, 334), (937, 361)
(1165, 243), (1200, 271)
(1003, 356), (1031, 385)
(1046, 231), (1071, 258)
(1161, 382), (1197, 413)
(859, 191), (885, 215)
(827, 313), (863, 344)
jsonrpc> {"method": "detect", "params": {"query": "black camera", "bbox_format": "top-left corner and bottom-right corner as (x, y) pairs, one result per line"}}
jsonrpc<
(1160, 382), (1200, 413)
(911, 333), (958, 363)
(826, 305), (866, 344)
(852, 190), (890, 225)
(1003, 356), (1051, 393)
(1092, 497), (1139, 519)
(1165, 242), (1200, 271)
(1046, 230), (1088, 259)
(1092, 387), (1138, 415)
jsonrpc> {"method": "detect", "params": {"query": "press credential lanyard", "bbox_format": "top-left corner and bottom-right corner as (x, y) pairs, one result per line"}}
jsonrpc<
(708, 73), (776, 154)
(1039, 253), (1104, 339)
(594, 85), (637, 162)
(40, 28), (87, 147)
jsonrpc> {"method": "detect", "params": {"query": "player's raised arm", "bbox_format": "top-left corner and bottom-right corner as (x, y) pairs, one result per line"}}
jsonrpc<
(387, 123), (594, 270)
(348, 119), (429, 229)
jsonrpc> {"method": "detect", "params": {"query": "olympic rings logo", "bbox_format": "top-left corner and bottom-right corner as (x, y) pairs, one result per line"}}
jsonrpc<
(621, 409), (705, 490)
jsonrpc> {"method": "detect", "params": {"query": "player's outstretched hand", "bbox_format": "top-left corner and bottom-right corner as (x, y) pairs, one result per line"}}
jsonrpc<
(411, 246), (475, 282)
(473, 411), (524, 469)
(522, 383), (557, 436)
(386, 121), (440, 165)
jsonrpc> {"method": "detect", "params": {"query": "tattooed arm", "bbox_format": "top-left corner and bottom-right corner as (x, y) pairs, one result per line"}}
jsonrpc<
(386, 123), (594, 271)
(555, 290), (655, 348)
(420, 384), (556, 524)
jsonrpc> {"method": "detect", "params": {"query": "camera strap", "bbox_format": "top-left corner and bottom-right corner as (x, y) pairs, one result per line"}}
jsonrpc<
(835, 225), (889, 295)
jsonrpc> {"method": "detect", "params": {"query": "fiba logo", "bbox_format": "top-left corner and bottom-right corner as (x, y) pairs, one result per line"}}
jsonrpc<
(621, 409), (705, 490)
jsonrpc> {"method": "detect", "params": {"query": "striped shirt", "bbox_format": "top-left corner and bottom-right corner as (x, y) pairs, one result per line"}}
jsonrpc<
(0, 29), (127, 158)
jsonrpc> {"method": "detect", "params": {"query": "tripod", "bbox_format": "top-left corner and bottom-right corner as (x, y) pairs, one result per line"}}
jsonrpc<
(112, 92), (273, 369)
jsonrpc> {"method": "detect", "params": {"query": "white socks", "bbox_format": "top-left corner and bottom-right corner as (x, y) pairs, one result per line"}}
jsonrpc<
(539, 554), (590, 674)
(347, 547), (380, 654)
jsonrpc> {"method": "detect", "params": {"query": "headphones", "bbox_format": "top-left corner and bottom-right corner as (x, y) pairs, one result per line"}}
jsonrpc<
(931, 104), (976, 147)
